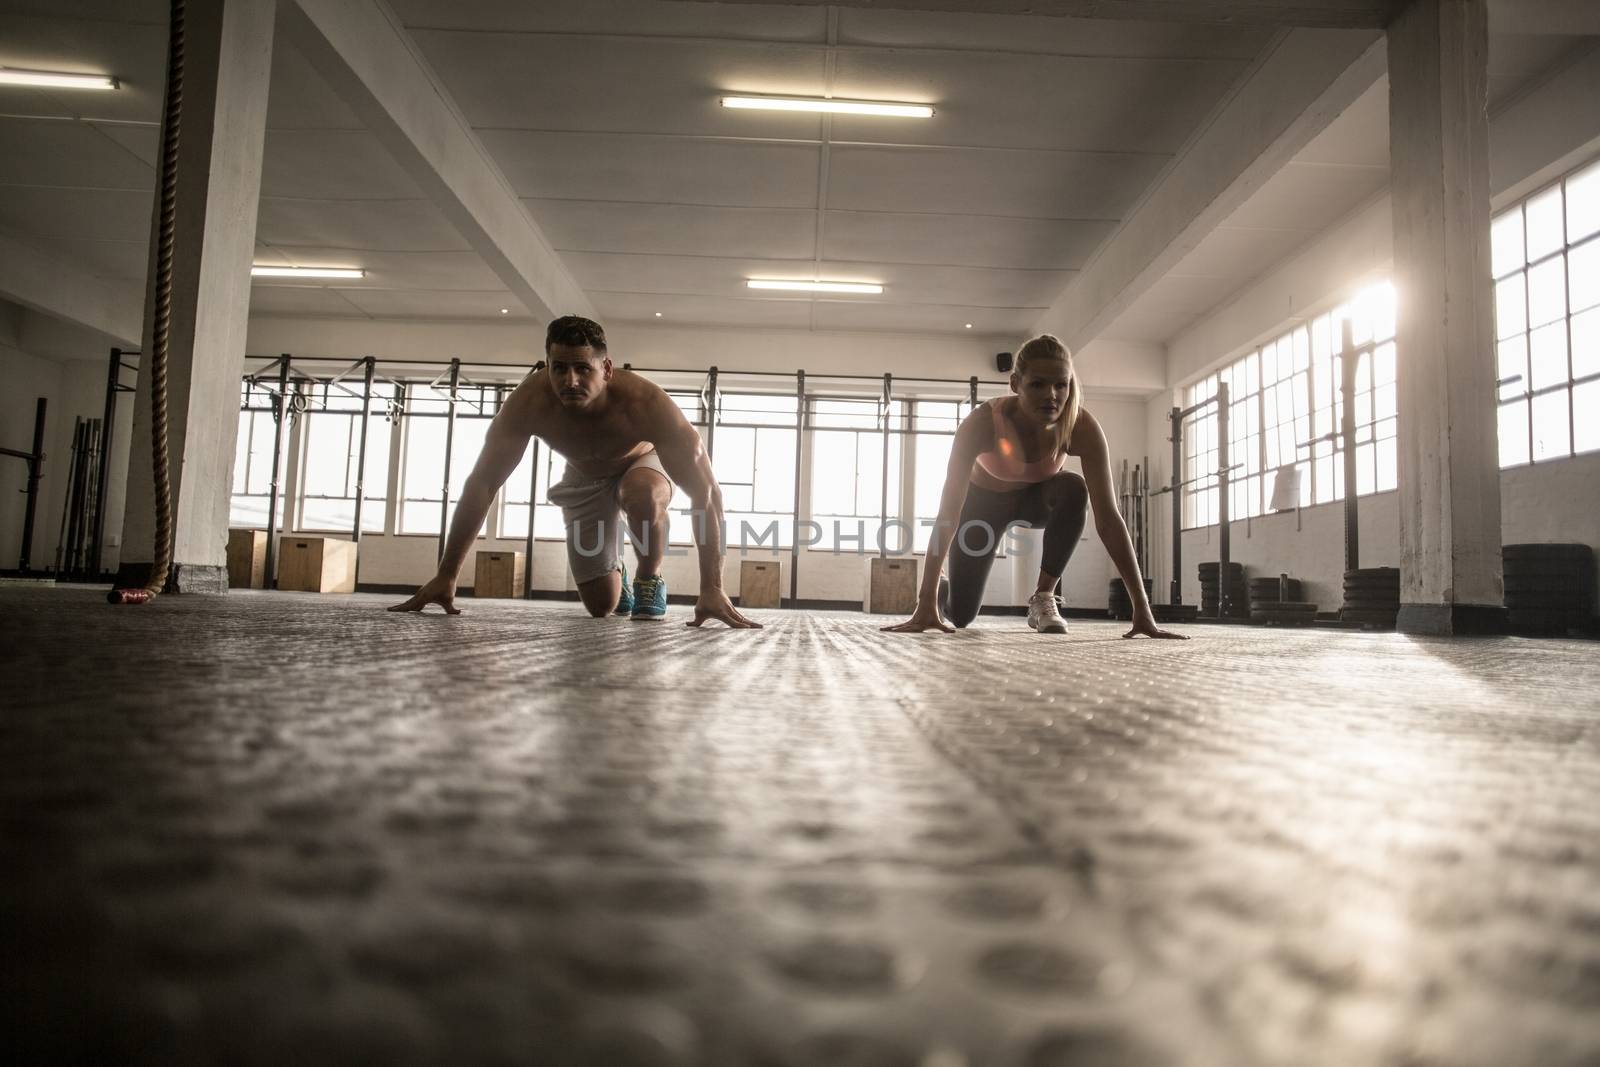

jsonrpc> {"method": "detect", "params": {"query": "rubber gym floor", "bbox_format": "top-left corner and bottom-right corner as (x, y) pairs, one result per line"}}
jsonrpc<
(2, 586), (1598, 1067)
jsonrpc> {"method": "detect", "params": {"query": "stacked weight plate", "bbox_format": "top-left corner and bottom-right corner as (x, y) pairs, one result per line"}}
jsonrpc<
(1504, 543), (1595, 634)
(1153, 604), (1200, 624)
(1199, 561), (1249, 619)
(1248, 575), (1315, 625)
(1342, 567), (1400, 628)
(1107, 577), (1153, 621)
(1247, 575), (1302, 604)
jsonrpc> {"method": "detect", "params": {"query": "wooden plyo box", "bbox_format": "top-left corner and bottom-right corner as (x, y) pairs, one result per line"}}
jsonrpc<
(226, 528), (267, 589)
(474, 551), (525, 599)
(278, 536), (357, 593)
(739, 560), (781, 608)
(867, 556), (918, 614)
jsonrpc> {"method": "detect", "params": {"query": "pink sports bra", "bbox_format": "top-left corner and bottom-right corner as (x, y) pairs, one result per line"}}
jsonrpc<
(973, 398), (1068, 484)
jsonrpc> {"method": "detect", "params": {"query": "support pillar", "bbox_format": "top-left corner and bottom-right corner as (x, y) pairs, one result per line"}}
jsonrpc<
(1387, 0), (1505, 635)
(118, 0), (276, 594)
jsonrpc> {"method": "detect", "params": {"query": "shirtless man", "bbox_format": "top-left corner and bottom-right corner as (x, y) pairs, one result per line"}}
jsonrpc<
(390, 315), (760, 629)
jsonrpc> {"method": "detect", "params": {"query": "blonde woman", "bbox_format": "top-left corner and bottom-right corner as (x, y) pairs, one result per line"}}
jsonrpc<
(884, 335), (1184, 638)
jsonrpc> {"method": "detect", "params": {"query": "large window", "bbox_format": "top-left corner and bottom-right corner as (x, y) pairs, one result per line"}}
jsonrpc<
(296, 385), (392, 533)
(1309, 284), (1399, 502)
(1182, 281), (1396, 528)
(809, 398), (904, 551)
(398, 384), (494, 536)
(664, 391), (708, 546)
(714, 393), (798, 549)
(501, 390), (708, 544)
(230, 380), (281, 528)
(1181, 375), (1221, 528)
(500, 444), (566, 541)
(1225, 353), (1262, 521)
(1261, 324), (1312, 508)
(1493, 155), (1600, 467)
(912, 400), (962, 552)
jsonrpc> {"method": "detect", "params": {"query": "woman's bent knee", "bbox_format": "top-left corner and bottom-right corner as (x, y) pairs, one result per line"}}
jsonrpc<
(1054, 470), (1087, 497)
(1048, 471), (1088, 512)
(947, 602), (980, 628)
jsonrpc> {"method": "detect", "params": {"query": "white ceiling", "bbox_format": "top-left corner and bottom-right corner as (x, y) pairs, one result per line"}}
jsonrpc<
(1098, 30), (1591, 343)
(0, 0), (1590, 347)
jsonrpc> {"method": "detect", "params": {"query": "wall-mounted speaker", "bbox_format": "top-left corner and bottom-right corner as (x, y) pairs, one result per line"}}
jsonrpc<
(995, 351), (1014, 373)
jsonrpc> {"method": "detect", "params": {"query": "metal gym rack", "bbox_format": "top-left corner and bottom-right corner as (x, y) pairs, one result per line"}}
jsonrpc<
(233, 354), (1002, 599)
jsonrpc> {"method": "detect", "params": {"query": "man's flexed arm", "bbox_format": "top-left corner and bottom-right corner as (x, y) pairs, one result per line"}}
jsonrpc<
(390, 393), (535, 614)
(647, 397), (761, 630)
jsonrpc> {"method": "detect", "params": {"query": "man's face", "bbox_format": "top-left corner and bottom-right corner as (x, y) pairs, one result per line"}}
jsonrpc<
(547, 344), (611, 408)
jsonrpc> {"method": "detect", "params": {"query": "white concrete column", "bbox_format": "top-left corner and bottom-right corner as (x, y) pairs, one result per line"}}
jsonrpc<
(120, 0), (276, 592)
(1387, 0), (1505, 635)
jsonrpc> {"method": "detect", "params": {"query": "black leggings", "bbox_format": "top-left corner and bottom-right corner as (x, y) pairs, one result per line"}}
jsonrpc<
(939, 472), (1090, 628)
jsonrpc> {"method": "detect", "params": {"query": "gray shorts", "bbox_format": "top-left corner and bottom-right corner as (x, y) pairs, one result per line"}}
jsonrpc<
(546, 451), (673, 585)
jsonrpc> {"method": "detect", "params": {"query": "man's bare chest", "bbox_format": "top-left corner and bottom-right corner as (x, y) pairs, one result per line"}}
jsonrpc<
(536, 415), (650, 478)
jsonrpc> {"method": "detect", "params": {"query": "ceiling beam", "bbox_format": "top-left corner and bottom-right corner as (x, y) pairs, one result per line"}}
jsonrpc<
(665, 0), (1397, 29)
(0, 231), (142, 346)
(1031, 28), (1386, 354)
(283, 0), (592, 324)
(672, 0), (1597, 31)
(1486, 0), (1600, 35)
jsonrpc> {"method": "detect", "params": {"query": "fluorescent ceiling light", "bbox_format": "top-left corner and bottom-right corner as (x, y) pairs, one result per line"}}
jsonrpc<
(251, 266), (364, 280)
(722, 95), (932, 118)
(0, 68), (118, 90)
(747, 279), (883, 295)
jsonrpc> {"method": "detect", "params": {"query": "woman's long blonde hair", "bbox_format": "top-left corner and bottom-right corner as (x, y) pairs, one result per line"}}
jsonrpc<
(1013, 333), (1081, 452)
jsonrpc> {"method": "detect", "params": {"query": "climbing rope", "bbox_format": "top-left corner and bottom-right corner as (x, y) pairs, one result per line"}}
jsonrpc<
(110, 0), (183, 606)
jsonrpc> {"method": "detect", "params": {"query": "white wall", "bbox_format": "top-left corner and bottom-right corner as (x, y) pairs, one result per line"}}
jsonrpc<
(0, 342), (61, 572)
(0, 340), (132, 576)
(1170, 452), (1600, 610)
(1149, 47), (1600, 616)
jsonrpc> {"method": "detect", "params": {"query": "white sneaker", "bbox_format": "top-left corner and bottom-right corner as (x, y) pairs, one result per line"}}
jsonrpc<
(1027, 591), (1068, 634)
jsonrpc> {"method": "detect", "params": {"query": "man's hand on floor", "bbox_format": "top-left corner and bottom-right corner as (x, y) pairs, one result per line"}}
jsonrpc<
(687, 588), (762, 629)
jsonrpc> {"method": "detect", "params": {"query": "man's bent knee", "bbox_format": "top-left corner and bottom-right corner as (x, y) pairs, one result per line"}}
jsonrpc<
(576, 574), (620, 617)
(621, 493), (667, 524)
(619, 469), (669, 512)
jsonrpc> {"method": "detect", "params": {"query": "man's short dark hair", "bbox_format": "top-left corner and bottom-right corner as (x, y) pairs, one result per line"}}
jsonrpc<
(545, 315), (607, 354)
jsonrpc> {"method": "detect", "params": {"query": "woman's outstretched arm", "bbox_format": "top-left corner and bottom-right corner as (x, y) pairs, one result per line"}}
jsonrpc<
(1072, 410), (1188, 640)
(881, 407), (991, 634)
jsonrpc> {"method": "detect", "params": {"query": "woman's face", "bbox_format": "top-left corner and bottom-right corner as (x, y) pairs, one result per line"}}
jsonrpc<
(1011, 357), (1072, 427)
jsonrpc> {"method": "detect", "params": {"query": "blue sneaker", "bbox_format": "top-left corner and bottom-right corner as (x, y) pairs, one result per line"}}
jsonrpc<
(613, 564), (634, 616)
(631, 574), (667, 621)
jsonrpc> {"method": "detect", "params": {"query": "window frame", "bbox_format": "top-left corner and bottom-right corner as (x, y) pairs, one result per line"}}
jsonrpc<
(291, 381), (394, 536)
(1180, 281), (1398, 530)
(806, 395), (906, 553)
(394, 382), (500, 538)
(229, 379), (283, 530)
(1491, 153), (1600, 469)
(713, 390), (801, 550)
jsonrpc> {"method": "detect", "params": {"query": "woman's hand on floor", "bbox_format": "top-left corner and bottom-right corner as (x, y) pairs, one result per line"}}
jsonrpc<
(881, 602), (955, 634)
(388, 573), (461, 615)
(1124, 612), (1187, 639)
